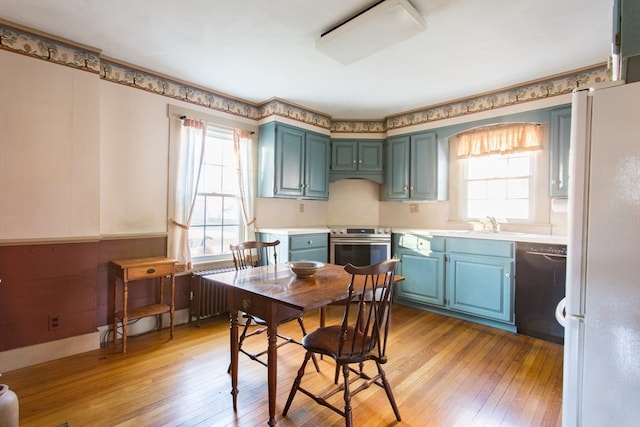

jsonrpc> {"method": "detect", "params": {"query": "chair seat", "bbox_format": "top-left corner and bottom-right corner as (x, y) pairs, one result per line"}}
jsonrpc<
(302, 325), (383, 364)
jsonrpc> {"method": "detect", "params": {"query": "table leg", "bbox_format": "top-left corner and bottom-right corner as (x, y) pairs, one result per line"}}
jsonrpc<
(122, 280), (128, 353)
(267, 322), (278, 427)
(230, 309), (239, 411)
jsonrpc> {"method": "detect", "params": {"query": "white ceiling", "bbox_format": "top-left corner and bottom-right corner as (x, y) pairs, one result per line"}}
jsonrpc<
(0, 0), (613, 119)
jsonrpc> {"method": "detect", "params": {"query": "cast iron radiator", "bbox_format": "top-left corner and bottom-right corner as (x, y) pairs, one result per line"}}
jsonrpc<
(189, 267), (235, 327)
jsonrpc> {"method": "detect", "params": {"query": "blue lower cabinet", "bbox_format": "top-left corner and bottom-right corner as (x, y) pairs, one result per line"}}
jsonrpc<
(258, 232), (328, 263)
(396, 250), (446, 306)
(446, 253), (513, 323)
(393, 234), (515, 330)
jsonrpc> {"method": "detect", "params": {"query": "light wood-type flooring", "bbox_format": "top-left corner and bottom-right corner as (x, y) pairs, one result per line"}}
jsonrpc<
(1, 304), (563, 427)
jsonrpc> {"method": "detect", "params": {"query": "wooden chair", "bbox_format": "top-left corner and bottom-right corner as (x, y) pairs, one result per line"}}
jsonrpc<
(283, 259), (401, 427)
(229, 240), (319, 372)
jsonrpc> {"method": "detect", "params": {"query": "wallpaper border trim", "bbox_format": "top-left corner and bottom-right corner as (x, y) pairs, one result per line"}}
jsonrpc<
(0, 21), (609, 134)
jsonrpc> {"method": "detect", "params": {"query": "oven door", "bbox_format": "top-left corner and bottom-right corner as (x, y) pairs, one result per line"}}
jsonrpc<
(330, 238), (391, 266)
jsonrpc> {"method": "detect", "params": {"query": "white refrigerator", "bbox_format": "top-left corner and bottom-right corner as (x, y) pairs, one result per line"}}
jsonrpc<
(561, 80), (640, 427)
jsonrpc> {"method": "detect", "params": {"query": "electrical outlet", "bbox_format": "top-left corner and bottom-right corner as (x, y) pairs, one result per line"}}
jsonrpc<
(299, 203), (304, 213)
(410, 203), (419, 213)
(48, 315), (59, 330)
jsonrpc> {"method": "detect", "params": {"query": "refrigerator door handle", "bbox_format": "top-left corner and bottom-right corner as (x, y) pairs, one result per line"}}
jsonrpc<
(555, 297), (567, 327)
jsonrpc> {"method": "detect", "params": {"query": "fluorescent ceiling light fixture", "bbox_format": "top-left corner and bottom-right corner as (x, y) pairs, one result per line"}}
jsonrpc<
(316, 0), (426, 65)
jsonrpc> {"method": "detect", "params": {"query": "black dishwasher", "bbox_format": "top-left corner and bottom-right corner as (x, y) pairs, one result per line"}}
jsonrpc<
(515, 242), (566, 344)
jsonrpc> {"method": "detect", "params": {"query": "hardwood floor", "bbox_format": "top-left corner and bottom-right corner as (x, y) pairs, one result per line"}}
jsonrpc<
(1, 305), (563, 427)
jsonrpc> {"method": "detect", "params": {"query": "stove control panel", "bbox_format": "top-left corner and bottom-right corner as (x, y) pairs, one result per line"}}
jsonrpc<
(330, 226), (391, 237)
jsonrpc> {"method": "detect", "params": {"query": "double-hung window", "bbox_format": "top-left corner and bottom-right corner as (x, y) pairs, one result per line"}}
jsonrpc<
(167, 106), (256, 270)
(461, 152), (534, 221)
(189, 124), (241, 259)
(457, 123), (542, 223)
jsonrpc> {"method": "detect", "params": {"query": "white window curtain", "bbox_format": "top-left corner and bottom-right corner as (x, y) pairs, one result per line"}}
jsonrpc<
(167, 118), (205, 272)
(457, 123), (543, 158)
(234, 130), (256, 239)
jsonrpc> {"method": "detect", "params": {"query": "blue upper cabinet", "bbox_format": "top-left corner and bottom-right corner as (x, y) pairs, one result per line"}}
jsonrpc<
(258, 122), (330, 200)
(385, 135), (411, 199)
(304, 132), (331, 199)
(381, 131), (448, 200)
(549, 106), (572, 198)
(330, 139), (384, 183)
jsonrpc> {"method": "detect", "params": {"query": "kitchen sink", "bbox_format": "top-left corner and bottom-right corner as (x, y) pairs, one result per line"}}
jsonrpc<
(478, 231), (527, 236)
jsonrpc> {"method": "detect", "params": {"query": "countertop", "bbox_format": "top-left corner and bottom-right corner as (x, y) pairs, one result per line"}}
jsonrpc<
(257, 227), (567, 245)
(257, 227), (330, 235)
(392, 228), (567, 245)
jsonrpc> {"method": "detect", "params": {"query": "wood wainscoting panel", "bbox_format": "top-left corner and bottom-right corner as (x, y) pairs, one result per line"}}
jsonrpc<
(0, 241), (98, 351)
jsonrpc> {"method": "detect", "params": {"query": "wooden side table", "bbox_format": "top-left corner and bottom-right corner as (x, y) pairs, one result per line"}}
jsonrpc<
(111, 256), (177, 352)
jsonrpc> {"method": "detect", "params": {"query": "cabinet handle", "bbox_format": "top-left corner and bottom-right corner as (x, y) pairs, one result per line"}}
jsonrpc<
(147, 268), (156, 274)
(352, 160), (357, 164)
(505, 272), (511, 278)
(308, 240), (313, 245)
(359, 159), (362, 163)
(410, 186), (414, 190)
(551, 179), (557, 184)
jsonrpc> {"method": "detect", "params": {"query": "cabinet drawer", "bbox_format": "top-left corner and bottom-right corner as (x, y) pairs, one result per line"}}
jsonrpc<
(447, 238), (514, 258)
(126, 263), (175, 281)
(290, 234), (327, 250)
(397, 234), (445, 253)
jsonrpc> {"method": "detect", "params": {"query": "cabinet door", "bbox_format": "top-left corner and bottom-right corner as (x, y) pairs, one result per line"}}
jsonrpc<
(396, 249), (445, 306)
(385, 135), (411, 199)
(290, 247), (327, 262)
(446, 253), (514, 323)
(304, 132), (330, 199)
(549, 106), (572, 198)
(410, 131), (438, 200)
(275, 125), (305, 197)
(331, 140), (357, 172)
(358, 140), (384, 172)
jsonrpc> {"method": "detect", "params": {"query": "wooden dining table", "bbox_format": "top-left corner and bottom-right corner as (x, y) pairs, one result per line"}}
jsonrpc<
(202, 262), (397, 426)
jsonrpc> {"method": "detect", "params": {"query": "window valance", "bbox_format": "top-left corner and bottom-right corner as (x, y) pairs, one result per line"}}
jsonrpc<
(456, 123), (543, 158)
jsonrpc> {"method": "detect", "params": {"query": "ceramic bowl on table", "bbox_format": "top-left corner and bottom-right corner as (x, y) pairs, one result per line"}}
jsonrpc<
(286, 261), (325, 278)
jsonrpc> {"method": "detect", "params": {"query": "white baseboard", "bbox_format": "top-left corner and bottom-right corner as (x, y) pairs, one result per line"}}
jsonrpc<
(0, 308), (192, 373)
(0, 331), (100, 373)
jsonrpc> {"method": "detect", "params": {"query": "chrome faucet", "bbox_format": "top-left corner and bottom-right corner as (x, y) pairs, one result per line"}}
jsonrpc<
(486, 216), (498, 233)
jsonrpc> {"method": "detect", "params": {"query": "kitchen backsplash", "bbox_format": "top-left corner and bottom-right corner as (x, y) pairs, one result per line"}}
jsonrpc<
(256, 178), (568, 235)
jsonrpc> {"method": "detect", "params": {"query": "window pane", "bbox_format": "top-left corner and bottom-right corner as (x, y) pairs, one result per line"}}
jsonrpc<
(463, 152), (533, 221)
(221, 165), (238, 194)
(200, 164), (222, 193)
(506, 199), (529, 219)
(206, 196), (224, 225)
(467, 158), (491, 179)
(507, 178), (529, 199)
(222, 196), (240, 225)
(486, 179), (506, 199)
(467, 181), (486, 200)
(507, 156), (530, 175)
(190, 197), (206, 226)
